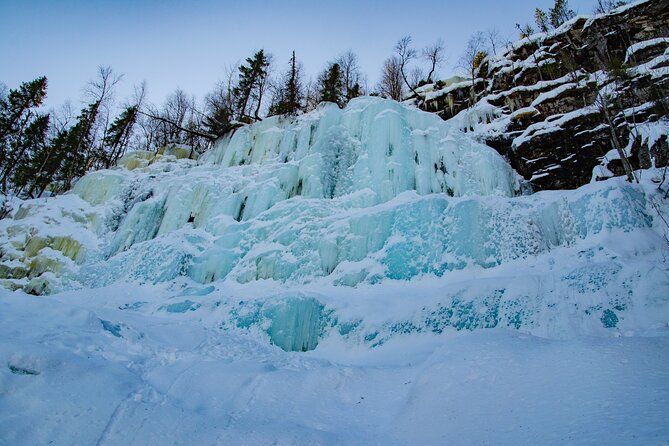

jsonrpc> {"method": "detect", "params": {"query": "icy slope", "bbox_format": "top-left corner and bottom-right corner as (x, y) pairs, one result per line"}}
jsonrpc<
(1, 97), (669, 444)
(0, 97), (668, 349)
(0, 97), (521, 294)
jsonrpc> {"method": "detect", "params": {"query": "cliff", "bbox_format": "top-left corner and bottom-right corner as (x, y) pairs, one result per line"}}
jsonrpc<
(418, 0), (669, 190)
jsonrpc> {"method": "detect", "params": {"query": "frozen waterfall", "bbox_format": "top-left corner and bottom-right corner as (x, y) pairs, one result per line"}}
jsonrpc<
(0, 97), (666, 350)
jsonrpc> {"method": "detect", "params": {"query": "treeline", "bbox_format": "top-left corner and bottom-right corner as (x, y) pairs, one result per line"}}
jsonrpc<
(516, 0), (627, 38)
(0, 0), (628, 200)
(0, 40), (448, 199)
(0, 69), (142, 198)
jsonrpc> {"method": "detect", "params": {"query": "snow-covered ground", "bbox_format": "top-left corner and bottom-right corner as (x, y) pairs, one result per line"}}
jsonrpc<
(1, 97), (669, 444)
(1, 283), (668, 445)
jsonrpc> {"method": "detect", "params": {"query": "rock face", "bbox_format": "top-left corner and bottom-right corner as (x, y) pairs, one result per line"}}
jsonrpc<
(418, 0), (669, 190)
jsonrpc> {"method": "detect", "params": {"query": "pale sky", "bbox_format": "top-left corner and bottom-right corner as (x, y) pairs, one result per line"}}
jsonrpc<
(1, 0), (596, 110)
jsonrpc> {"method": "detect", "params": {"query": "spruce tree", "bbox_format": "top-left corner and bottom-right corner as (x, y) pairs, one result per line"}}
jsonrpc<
(24, 126), (67, 198)
(534, 0), (575, 33)
(101, 105), (138, 168)
(233, 50), (270, 122)
(53, 101), (100, 194)
(535, 8), (550, 32)
(12, 114), (50, 196)
(203, 86), (234, 138)
(549, 0), (575, 28)
(318, 63), (345, 107)
(0, 77), (48, 192)
(347, 83), (361, 101)
(270, 51), (304, 116)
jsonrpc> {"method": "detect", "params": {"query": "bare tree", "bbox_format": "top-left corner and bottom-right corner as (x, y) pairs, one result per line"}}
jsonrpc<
(84, 66), (124, 162)
(485, 28), (504, 56)
(590, 71), (636, 183)
(139, 88), (212, 151)
(85, 66), (123, 106)
(50, 101), (76, 135)
(377, 56), (405, 101)
(395, 36), (421, 99)
(422, 39), (446, 83)
(409, 67), (426, 90)
(336, 50), (364, 100)
(85, 66), (123, 130)
(303, 78), (321, 112)
(458, 32), (487, 104)
(598, 91), (636, 183)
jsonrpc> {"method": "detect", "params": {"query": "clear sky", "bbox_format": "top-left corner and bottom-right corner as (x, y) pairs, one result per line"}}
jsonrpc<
(1, 0), (595, 110)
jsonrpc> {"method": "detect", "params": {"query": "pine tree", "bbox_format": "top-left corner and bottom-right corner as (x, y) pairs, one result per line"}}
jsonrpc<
(473, 51), (488, 71)
(535, 8), (550, 32)
(233, 50), (270, 122)
(347, 83), (361, 101)
(549, 0), (575, 28)
(12, 114), (50, 196)
(533, 0), (575, 33)
(101, 104), (138, 168)
(53, 101), (100, 194)
(0, 77), (48, 192)
(24, 126), (67, 198)
(202, 101), (233, 137)
(516, 23), (536, 39)
(594, 0), (627, 14)
(269, 51), (304, 116)
(318, 63), (345, 107)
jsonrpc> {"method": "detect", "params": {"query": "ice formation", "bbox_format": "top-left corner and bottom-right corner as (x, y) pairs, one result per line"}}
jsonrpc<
(0, 97), (667, 351)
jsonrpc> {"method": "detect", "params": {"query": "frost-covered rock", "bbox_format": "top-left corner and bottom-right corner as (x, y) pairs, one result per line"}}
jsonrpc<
(417, 0), (669, 191)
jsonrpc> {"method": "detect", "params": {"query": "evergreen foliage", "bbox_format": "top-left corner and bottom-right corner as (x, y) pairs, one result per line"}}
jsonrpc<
(202, 100), (234, 137)
(318, 63), (345, 107)
(52, 101), (100, 194)
(473, 51), (488, 71)
(0, 77), (48, 192)
(535, 8), (550, 33)
(100, 105), (138, 168)
(234, 50), (270, 122)
(534, 0), (575, 33)
(269, 51), (304, 116)
(594, 0), (627, 14)
(549, 0), (576, 28)
(517, 23), (536, 39)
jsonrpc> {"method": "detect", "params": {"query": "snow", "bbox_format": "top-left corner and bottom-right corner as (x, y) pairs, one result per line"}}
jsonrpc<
(634, 119), (669, 150)
(451, 99), (505, 134)
(584, 0), (652, 29)
(530, 82), (580, 108)
(629, 53), (669, 79)
(420, 80), (472, 102)
(486, 71), (587, 105)
(1, 96), (669, 443)
(512, 105), (600, 148)
(625, 37), (669, 63)
(1, 284), (668, 445)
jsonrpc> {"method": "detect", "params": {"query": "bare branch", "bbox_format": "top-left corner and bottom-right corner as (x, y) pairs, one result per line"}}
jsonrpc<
(395, 35), (421, 100)
(422, 38), (445, 83)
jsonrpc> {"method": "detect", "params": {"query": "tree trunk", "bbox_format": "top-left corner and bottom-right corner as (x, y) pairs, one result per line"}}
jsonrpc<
(601, 102), (636, 183)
